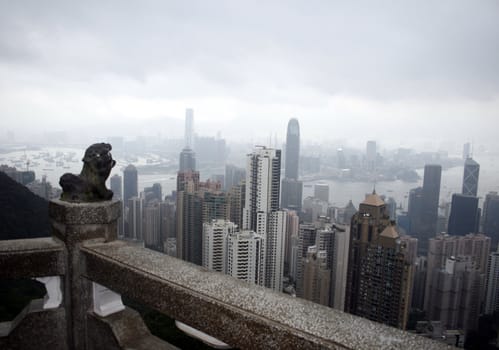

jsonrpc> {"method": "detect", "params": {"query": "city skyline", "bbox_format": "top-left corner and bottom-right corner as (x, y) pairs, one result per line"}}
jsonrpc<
(0, 1), (498, 149)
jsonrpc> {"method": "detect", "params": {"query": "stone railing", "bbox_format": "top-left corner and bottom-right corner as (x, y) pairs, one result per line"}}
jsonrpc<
(0, 199), (454, 349)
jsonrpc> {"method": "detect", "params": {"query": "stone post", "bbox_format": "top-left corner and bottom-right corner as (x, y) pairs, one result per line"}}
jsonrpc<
(49, 199), (121, 350)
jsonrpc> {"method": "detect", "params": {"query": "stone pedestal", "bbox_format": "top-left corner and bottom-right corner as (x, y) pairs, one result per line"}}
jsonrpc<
(49, 199), (121, 350)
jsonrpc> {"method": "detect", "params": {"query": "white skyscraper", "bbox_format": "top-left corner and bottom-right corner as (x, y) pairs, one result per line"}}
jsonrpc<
(242, 146), (287, 291)
(227, 230), (265, 285)
(202, 219), (237, 273)
(242, 146), (281, 232)
(265, 210), (287, 291)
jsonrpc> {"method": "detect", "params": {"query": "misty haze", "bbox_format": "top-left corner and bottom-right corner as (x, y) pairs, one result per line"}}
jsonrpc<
(1, 1), (499, 349)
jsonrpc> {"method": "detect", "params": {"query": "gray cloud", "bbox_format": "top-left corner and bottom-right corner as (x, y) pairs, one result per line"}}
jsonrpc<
(0, 0), (498, 147)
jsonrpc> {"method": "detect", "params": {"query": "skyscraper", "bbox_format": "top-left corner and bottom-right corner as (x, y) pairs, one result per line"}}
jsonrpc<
(462, 142), (471, 160)
(143, 201), (162, 252)
(284, 118), (300, 180)
(242, 146), (287, 291)
(281, 119), (303, 211)
(483, 192), (499, 248)
(462, 157), (480, 197)
(416, 164), (442, 255)
(179, 148), (196, 172)
(485, 246), (499, 315)
(176, 170), (202, 264)
(243, 146), (281, 231)
(345, 193), (413, 329)
(366, 140), (377, 171)
(125, 196), (143, 241)
(447, 194), (479, 236)
(185, 108), (194, 149)
(264, 210), (287, 291)
(280, 178), (303, 211)
(110, 174), (122, 199)
(123, 165), (138, 203)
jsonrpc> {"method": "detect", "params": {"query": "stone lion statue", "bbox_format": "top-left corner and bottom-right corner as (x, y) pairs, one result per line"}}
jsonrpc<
(59, 143), (116, 202)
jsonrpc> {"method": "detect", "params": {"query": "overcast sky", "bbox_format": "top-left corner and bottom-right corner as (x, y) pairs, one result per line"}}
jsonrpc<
(1, 0), (498, 150)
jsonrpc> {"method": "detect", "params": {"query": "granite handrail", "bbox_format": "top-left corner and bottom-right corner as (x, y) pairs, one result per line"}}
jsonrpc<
(82, 240), (453, 350)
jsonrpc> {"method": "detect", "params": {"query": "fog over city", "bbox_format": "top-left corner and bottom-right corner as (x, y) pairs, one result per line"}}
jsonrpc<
(1, 0), (499, 149)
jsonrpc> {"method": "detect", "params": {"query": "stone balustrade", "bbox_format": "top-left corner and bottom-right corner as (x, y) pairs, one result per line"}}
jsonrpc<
(0, 199), (454, 349)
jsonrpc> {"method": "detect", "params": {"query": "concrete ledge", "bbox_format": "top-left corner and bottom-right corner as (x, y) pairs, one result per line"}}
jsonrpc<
(0, 237), (66, 278)
(82, 241), (453, 350)
(49, 199), (121, 226)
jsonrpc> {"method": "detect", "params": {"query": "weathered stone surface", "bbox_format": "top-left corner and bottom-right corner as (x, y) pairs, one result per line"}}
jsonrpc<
(48, 199), (121, 350)
(0, 299), (67, 349)
(0, 237), (66, 278)
(82, 241), (454, 350)
(60, 143), (116, 202)
(87, 307), (178, 350)
(49, 199), (121, 226)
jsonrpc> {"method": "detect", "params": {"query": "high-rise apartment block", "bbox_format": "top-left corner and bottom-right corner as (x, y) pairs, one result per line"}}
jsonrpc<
(243, 146), (281, 231)
(242, 146), (287, 292)
(345, 193), (413, 329)
(264, 210), (287, 291)
(202, 219), (237, 273)
(227, 230), (265, 285)
(426, 256), (484, 332)
(295, 220), (350, 310)
(424, 233), (490, 332)
(303, 246), (330, 306)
